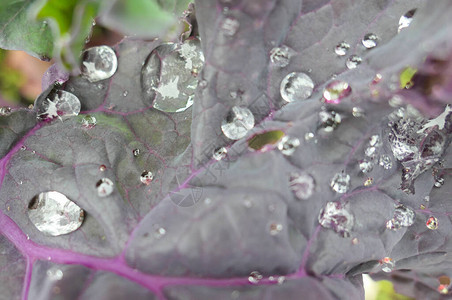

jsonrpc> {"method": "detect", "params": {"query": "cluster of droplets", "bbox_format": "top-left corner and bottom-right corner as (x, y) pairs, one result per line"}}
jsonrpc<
(386, 204), (415, 230)
(359, 134), (393, 175)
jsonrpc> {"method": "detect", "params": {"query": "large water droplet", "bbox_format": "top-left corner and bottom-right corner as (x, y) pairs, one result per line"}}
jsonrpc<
(221, 106), (255, 140)
(269, 45), (293, 68)
(81, 115), (97, 128)
(398, 9), (416, 33)
(335, 41), (350, 56)
(426, 216), (438, 230)
(289, 172), (315, 200)
(380, 257), (395, 272)
(318, 201), (354, 237)
(221, 17), (239, 36)
(277, 136), (300, 156)
(248, 271), (263, 284)
(213, 147), (227, 161)
(280, 72), (314, 102)
(28, 191), (84, 236)
(318, 110), (341, 133)
(36, 90), (81, 121)
(81, 46), (118, 82)
(362, 33), (378, 49)
(346, 55), (362, 69)
(386, 204), (415, 230)
(330, 172), (350, 194)
(141, 39), (204, 112)
(322, 80), (351, 104)
(96, 178), (114, 197)
(140, 171), (154, 185)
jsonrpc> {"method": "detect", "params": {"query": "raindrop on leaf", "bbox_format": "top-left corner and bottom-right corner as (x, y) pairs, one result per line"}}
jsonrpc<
(96, 178), (114, 197)
(280, 72), (314, 102)
(221, 106), (255, 140)
(81, 46), (118, 82)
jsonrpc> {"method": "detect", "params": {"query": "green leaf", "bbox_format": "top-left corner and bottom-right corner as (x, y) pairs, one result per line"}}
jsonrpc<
(29, 0), (99, 70)
(98, 0), (192, 38)
(0, 0), (53, 60)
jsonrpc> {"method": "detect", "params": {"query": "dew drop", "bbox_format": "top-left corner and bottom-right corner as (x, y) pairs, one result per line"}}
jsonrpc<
(20, 145), (27, 151)
(346, 55), (362, 69)
(221, 106), (255, 140)
(140, 171), (154, 185)
(280, 72), (314, 102)
(318, 201), (354, 237)
(289, 172), (315, 200)
(304, 132), (315, 141)
(362, 33), (378, 49)
(213, 147), (227, 161)
(0, 106), (12, 116)
(379, 154), (393, 169)
(359, 159), (373, 173)
(28, 191), (84, 236)
(365, 146), (376, 158)
(426, 216), (438, 230)
(277, 136), (300, 156)
(369, 135), (381, 147)
(81, 115), (97, 128)
(99, 165), (106, 172)
(330, 172), (351, 194)
(154, 227), (166, 239)
(123, 90), (128, 97)
(132, 149), (140, 157)
(248, 271), (263, 284)
(96, 178), (114, 197)
(364, 177), (373, 186)
(334, 41), (350, 56)
(46, 268), (63, 281)
(322, 80), (351, 104)
(398, 9), (416, 33)
(269, 223), (283, 235)
(318, 110), (341, 133)
(269, 45), (293, 68)
(81, 46), (117, 82)
(352, 237), (359, 245)
(434, 175), (445, 188)
(36, 90), (81, 121)
(386, 204), (415, 230)
(198, 80), (207, 89)
(221, 17), (240, 36)
(380, 257), (395, 273)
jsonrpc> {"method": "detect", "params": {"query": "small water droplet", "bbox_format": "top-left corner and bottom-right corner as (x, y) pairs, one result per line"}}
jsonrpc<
(46, 268), (63, 281)
(346, 55), (362, 69)
(318, 201), (354, 237)
(198, 80), (207, 88)
(277, 136), (300, 156)
(123, 90), (128, 97)
(221, 17), (239, 36)
(334, 41), (350, 56)
(352, 107), (364, 117)
(204, 198), (212, 205)
(213, 147), (227, 161)
(304, 132), (315, 141)
(434, 175), (445, 188)
(352, 237), (359, 245)
(269, 45), (293, 68)
(140, 171), (154, 185)
(81, 115), (97, 128)
(81, 46), (118, 82)
(244, 199), (253, 208)
(398, 9), (416, 33)
(0, 106), (12, 116)
(424, 196), (430, 202)
(386, 204), (415, 230)
(362, 33), (378, 49)
(369, 135), (381, 147)
(379, 154), (393, 169)
(365, 146), (377, 158)
(364, 177), (373, 186)
(380, 257), (395, 272)
(133, 149), (140, 157)
(269, 223), (283, 235)
(289, 172), (315, 200)
(96, 178), (114, 197)
(359, 159), (373, 173)
(248, 271), (263, 284)
(99, 165), (106, 171)
(322, 80), (351, 104)
(426, 216), (438, 230)
(221, 106), (255, 140)
(20, 145), (27, 151)
(318, 110), (341, 133)
(37, 90), (81, 121)
(280, 72), (314, 102)
(154, 227), (166, 239)
(28, 191), (84, 236)
(330, 172), (351, 194)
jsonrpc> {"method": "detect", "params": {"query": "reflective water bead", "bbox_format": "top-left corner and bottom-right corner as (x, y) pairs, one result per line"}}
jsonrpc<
(0, 106), (12, 116)
(379, 154), (393, 169)
(123, 90), (128, 97)
(426, 216), (438, 230)
(434, 176), (445, 188)
(96, 178), (114, 197)
(99, 165), (106, 171)
(369, 135), (381, 147)
(81, 115), (97, 128)
(386, 204), (415, 230)
(380, 257), (395, 273)
(221, 17), (239, 36)
(140, 171), (154, 185)
(81, 46), (118, 82)
(398, 9), (416, 33)
(280, 72), (315, 102)
(304, 132), (315, 141)
(37, 90), (81, 121)
(352, 237), (359, 245)
(289, 172), (315, 200)
(221, 106), (255, 140)
(365, 146), (376, 158)
(269, 223), (283, 235)
(155, 227), (166, 239)
(20, 145), (27, 151)
(28, 191), (84, 236)
(330, 172), (351, 193)
(248, 271), (263, 284)
(352, 107), (364, 117)
(277, 136), (300, 156)
(132, 149), (140, 157)
(362, 33), (378, 49)
(364, 177), (373, 186)
(322, 80), (351, 104)
(359, 159), (373, 173)
(46, 268), (63, 281)
(318, 110), (341, 132)
(334, 41), (350, 56)
(269, 45), (293, 68)
(346, 55), (362, 69)
(318, 201), (354, 237)
(213, 147), (227, 161)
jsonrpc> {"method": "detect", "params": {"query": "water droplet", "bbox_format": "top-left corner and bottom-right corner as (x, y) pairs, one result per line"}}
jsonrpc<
(198, 80), (207, 88)
(352, 237), (359, 245)
(386, 204), (415, 230)
(364, 177), (373, 186)
(0, 106), (12, 116)
(380, 257), (395, 272)
(213, 147), (227, 161)
(379, 154), (393, 169)
(99, 165), (106, 171)
(28, 191), (84, 236)
(318, 201), (354, 237)
(426, 216), (438, 230)
(304, 132), (315, 141)
(221, 106), (255, 140)
(248, 271), (263, 284)
(37, 90), (81, 121)
(20, 145), (27, 151)
(280, 72), (314, 102)
(359, 159), (373, 173)
(81, 115), (97, 128)
(269, 45), (293, 68)
(434, 175), (445, 188)
(362, 33), (378, 49)
(244, 199), (253, 208)
(322, 80), (351, 104)
(96, 178), (114, 197)
(123, 90), (128, 97)
(334, 41), (350, 56)
(365, 146), (377, 158)
(318, 110), (341, 133)
(132, 149), (140, 157)
(141, 39), (204, 112)
(46, 268), (63, 280)
(140, 171), (154, 185)
(221, 17), (239, 36)
(330, 172), (351, 194)
(346, 55), (362, 69)
(398, 9), (416, 33)
(155, 227), (166, 239)
(289, 172), (315, 200)
(269, 223), (283, 235)
(369, 135), (381, 147)
(81, 46), (117, 82)
(277, 136), (300, 156)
